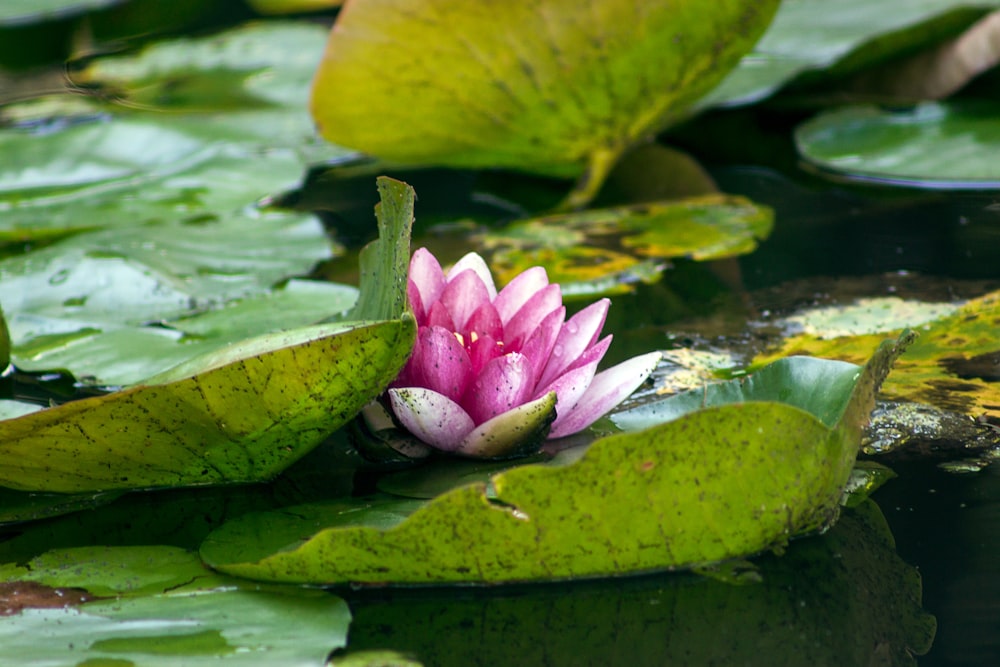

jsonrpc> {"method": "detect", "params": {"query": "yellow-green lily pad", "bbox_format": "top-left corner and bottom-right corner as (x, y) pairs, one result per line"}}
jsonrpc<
(310, 0), (779, 205)
(754, 289), (1000, 418)
(478, 194), (773, 296)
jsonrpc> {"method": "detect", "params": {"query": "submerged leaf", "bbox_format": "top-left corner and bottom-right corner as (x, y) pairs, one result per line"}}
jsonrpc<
(200, 334), (912, 584)
(311, 0), (779, 205)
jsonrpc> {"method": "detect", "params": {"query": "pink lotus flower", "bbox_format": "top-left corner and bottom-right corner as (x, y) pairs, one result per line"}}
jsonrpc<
(375, 248), (660, 459)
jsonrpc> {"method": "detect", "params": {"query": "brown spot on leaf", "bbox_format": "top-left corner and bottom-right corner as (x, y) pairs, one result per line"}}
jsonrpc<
(0, 582), (93, 616)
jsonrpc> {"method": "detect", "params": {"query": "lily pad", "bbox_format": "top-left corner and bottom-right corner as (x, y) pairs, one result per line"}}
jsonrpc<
(0, 320), (413, 493)
(0, 115), (334, 241)
(342, 501), (933, 666)
(0, 178), (418, 493)
(795, 101), (1000, 188)
(310, 0), (779, 206)
(199, 333), (912, 585)
(701, 0), (1000, 108)
(0, 546), (350, 666)
(477, 194), (773, 296)
(78, 21), (331, 111)
(754, 289), (1000, 418)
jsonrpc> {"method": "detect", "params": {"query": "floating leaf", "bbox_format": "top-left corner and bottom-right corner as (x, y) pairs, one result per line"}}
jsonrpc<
(342, 501), (933, 666)
(311, 0), (779, 206)
(0, 178), (417, 493)
(477, 195), (773, 296)
(247, 0), (345, 15)
(701, 0), (1000, 108)
(77, 22), (331, 112)
(0, 546), (212, 597)
(0, 115), (334, 241)
(0, 546), (350, 666)
(0, 319), (413, 493)
(200, 333), (912, 585)
(754, 289), (1000, 419)
(795, 101), (1000, 188)
(0, 487), (120, 525)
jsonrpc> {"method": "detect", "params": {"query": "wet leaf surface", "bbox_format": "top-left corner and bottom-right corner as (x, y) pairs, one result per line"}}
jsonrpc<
(795, 101), (1000, 187)
(0, 548), (351, 666)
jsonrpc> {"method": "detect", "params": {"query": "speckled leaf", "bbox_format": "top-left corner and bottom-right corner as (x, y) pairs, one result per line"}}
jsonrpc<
(478, 194), (773, 297)
(795, 101), (1000, 188)
(0, 319), (414, 493)
(754, 289), (1000, 419)
(311, 0), (779, 206)
(342, 501), (933, 666)
(200, 334), (911, 584)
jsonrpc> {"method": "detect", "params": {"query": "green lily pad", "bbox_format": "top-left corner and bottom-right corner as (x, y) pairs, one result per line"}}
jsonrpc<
(311, 0), (779, 206)
(343, 501), (933, 666)
(795, 101), (1000, 188)
(199, 333), (912, 585)
(0, 546), (350, 666)
(701, 0), (1000, 108)
(755, 289), (1000, 419)
(477, 194), (773, 296)
(0, 115), (334, 241)
(4, 211), (337, 386)
(0, 178), (417, 493)
(0, 545), (213, 597)
(0, 487), (120, 525)
(0, 319), (413, 493)
(78, 21), (331, 111)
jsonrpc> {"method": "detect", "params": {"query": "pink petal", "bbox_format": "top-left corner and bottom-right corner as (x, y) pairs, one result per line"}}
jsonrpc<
(463, 301), (503, 342)
(467, 333), (504, 377)
(519, 306), (564, 385)
(388, 387), (476, 451)
(406, 325), (473, 403)
(533, 336), (611, 413)
(447, 252), (497, 301)
(537, 299), (609, 389)
(455, 392), (557, 459)
(408, 248), (446, 323)
(494, 266), (549, 325)
(439, 269), (492, 332)
(426, 300), (456, 331)
(462, 352), (534, 425)
(548, 351), (661, 439)
(504, 284), (562, 351)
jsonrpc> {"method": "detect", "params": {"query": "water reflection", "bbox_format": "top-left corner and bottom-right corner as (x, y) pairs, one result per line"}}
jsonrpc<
(343, 501), (934, 667)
